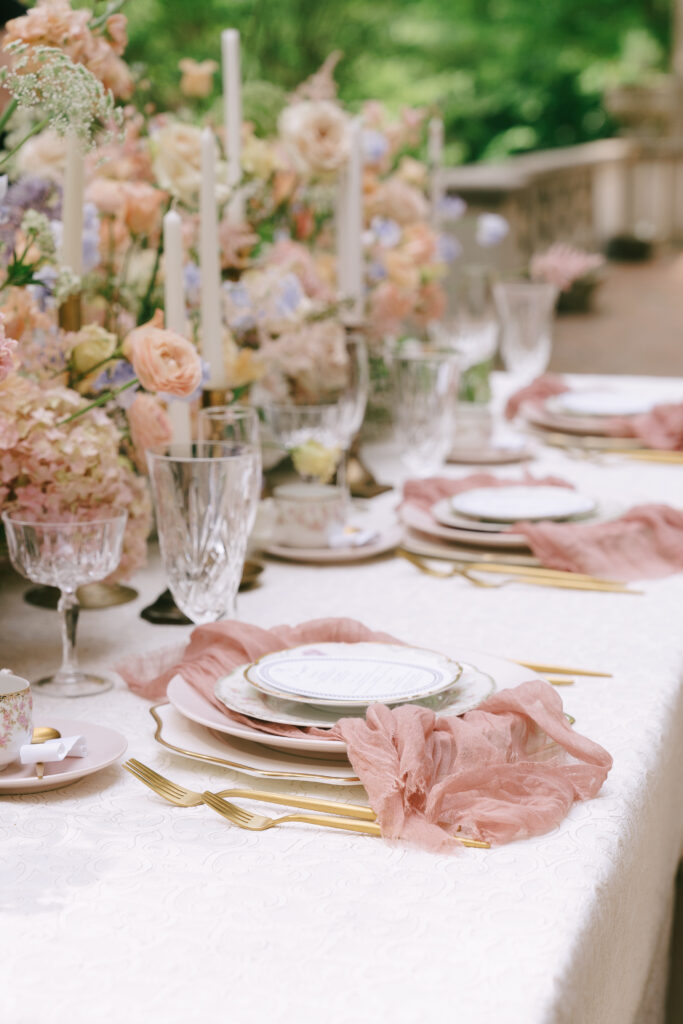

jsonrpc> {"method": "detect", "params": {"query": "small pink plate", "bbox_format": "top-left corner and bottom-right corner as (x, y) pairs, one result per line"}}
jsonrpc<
(0, 717), (127, 795)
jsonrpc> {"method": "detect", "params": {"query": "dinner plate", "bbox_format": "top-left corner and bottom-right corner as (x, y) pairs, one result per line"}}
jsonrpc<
(167, 675), (348, 754)
(399, 502), (531, 550)
(215, 660), (495, 727)
(450, 485), (596, 523)
(245, 642), (463, 708)
(264, 523), (402, 564)
(0, 717), (127, 795)
(151, 704), (362, 785)
(547, 390), (665, 418)
(522, 402), (625, 438)
(431, 499), (519, 533)
(447, 442), (532, 465)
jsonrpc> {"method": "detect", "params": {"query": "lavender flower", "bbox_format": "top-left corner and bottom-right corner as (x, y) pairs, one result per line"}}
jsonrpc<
(438, 196), (467, 222)
(476, 213), (509, 248)
(370, 216), (401, 248)
(436, 234), (462, 263)
(362, 129), (389, 165)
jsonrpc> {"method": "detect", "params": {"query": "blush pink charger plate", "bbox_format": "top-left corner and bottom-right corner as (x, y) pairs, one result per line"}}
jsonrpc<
(165, 648), (534, 757)
(0, 717), (128, 795)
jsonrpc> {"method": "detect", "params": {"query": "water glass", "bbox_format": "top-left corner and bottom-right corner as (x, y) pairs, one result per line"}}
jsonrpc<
(197, 405), (262, 532)
(493, 282), (558, 382)
(392, 351), (460, 476)
(146, 442), (258, 624)
(2, 510), (127, 697)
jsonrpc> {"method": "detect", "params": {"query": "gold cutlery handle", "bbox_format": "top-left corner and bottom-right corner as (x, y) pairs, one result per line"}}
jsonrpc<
(283, 813), (383, 836)
(216, 788), (376, 820)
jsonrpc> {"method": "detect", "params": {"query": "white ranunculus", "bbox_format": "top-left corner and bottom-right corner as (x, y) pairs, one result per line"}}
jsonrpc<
(16, 129), (67, 184)
(152, 122), (228, 207)
(278, 101), (351, 177)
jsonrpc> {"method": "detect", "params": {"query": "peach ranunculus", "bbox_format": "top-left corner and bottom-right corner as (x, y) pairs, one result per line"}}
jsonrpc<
(278, 100), (351, 177)
(127, 393), (173, 473)
(366, 177), (429, 226)
(0, 316), (17, 384)
(218, 217), (259, 271)
(124, 310), (202, 397)
(401, 223), (439, 265)
(414, 281), (447, 327)
(178, 58), (218, 99)
(384, 249), (421, 293)
(87, 177), (126, 218)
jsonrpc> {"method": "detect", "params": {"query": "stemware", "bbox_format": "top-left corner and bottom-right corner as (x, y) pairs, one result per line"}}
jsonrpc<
(146, 442), (258, 624)
(493, 281), (558, 382)
(197, 404), (262, 532)
(2, 510), (127, 697)
(392, 349), (460, 476)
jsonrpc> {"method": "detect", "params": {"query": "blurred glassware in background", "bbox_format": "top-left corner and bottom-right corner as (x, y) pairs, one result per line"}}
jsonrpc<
(392, 348), (460, 476)
(197, 405), (262, 532)
(493, 281), (558, 383)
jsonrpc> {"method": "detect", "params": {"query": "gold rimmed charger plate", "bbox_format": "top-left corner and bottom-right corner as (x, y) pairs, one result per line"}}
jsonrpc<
(151, 704), (362, 786)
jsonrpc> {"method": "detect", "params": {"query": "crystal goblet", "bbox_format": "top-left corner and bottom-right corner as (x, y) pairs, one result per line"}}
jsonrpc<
(392, 349), (460, 476)
(197, 405), (262, 532)
(493, 281), (558, 383)
(146, 442), (258, 624)
(1, 510), (128, 697)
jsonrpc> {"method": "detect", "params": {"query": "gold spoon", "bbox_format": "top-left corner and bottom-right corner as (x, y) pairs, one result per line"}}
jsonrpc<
(31, 726), (61, 780)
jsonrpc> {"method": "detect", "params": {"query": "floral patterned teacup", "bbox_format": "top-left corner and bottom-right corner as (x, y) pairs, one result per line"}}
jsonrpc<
(0, 670), (33, 770)
(273, 482), (347, 548)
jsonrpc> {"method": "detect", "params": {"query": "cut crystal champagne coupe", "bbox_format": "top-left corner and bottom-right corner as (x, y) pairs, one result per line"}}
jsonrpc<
(2, 510), (128, 697)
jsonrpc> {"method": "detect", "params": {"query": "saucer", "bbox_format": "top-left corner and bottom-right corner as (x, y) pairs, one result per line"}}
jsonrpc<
(450, 485), (596, 523)
(264, 523), (402, 563)
(447, 443), (532, 465)
(0, 717), (127, 794)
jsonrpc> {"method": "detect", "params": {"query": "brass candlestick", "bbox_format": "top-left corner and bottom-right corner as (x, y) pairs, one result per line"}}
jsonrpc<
(201, 387), (233, 409)
(58, 293), (82, 332)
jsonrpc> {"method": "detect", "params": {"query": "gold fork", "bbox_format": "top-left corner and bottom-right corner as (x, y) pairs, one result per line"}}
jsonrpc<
(124, 758), (375, 818)
(201, 791), (492, 847)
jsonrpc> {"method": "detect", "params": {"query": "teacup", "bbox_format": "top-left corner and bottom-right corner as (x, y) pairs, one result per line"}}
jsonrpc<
(0, 669), (32, 770)
(273, 482), (346, 548)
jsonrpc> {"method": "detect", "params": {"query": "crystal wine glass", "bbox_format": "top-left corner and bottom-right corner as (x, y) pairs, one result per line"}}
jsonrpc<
(392, 349), (460, 476)
(493, 281), (558, 383)
(146, 442), (258, 624)
(197, 405), (262, 532)
(1, 510), (128, 697)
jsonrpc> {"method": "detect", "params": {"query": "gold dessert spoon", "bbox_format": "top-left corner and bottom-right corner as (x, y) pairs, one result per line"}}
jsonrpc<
(31, 726), (61, 780)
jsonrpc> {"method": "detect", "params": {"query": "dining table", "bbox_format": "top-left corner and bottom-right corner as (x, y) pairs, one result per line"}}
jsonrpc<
(2, 371), (683, 1024)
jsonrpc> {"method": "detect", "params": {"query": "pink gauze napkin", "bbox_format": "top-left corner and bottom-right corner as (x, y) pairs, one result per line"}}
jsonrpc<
(505, 373), (683, 450)
(403, 474), (683, 580)
(116, 617), (612, 852)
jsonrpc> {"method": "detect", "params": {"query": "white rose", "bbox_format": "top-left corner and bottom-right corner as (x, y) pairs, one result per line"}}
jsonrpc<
(17, 129), (67, 184)
(152, 123), (228, 207)
(278, 101), (351, 177)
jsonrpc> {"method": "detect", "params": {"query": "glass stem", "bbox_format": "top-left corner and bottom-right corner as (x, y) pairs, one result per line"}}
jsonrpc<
(58, 589), (80, 681)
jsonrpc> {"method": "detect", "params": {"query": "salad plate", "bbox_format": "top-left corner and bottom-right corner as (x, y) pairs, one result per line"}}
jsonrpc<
(244, 641), (463, 708)
(400, 501), (531, 549)
(450, 485), (596, 523)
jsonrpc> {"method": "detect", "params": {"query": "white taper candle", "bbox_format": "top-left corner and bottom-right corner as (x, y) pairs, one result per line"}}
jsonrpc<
(344, 118), (364, 321)
(222, 29), (242, 190)
(163, 209), (192, 443)
(61, 132), (84, 275)
(199, 127), (226, 389)
(428, 117), (444, 224)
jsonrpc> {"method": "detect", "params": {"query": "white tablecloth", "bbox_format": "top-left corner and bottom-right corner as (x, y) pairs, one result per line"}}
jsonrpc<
(2, 374), (683, 1024)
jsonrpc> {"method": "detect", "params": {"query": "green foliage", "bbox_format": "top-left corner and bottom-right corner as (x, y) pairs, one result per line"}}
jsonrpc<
(85, 0), (672, 161)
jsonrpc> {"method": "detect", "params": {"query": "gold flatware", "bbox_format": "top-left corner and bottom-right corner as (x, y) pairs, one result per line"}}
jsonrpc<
(31, 726), (61, 780)
(124, 760), (491, 849)
(547, 677), (574, 686)
(398, 550), (638, 594)
(124, 759), (375, 818)
(621, 450), (683, 464)
(516, 662), (611, 678)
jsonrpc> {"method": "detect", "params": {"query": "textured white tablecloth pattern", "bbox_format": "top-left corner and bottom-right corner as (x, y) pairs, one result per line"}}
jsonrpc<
(2, 375), (683, 1024)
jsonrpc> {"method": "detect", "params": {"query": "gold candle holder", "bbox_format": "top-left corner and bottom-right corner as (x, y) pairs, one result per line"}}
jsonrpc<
(201, 387), (233, 409)
(58, 293), (82, 333)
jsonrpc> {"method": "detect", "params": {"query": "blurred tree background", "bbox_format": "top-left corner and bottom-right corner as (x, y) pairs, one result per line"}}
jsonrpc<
(92, 0), (672, 162)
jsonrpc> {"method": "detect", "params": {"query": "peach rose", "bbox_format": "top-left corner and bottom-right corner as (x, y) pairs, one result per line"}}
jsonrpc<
(178, 58), (218, 99)
(368, 280), (415, 339)
(414, 281), (447, 327)
(87, 178), (126, 218)
(127, 393), (173, 472)
(122, 183), (165, 236)
(124, 310), (202, 397)
(384, 249), (420, 293)
(278, 100), (351, 177)
(366, 178), (429, 226)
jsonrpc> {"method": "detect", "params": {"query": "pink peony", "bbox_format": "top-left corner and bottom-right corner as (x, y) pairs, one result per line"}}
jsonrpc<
(368, 280), (415, 339)
(366, 177), (429, 226)
(124, 310), (202, 397)
(0, 317), (17, 384)
(127, 393), (172, 472)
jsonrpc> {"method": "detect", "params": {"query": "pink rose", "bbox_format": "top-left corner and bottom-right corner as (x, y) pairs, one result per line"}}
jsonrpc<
(0, 316), (17, 384)
(124, 310), (202, 397)
(127, 393), (173, 472)
(414, 281), (447, 327)
(368, 281), (415, 339)
(122, 183), (165, 236)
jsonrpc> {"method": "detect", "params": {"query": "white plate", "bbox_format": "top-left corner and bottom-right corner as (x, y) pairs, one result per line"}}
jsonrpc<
(215, 661), (495, 727)
(547, 390), (664, 418)
(167, 675), (347, 754)
(447, 442), (532, 465)
(0, 717), (127, 795)
(450, 485), (596, 523)
(431, 498), (518, 533)
(151, 704), (361, 785)
(522, 402), (626, 438)
(264, 523), (402, 564)
(246, 642), (463, 708)
(168, 650), (541, 755)
(400, 502), (531, 549)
